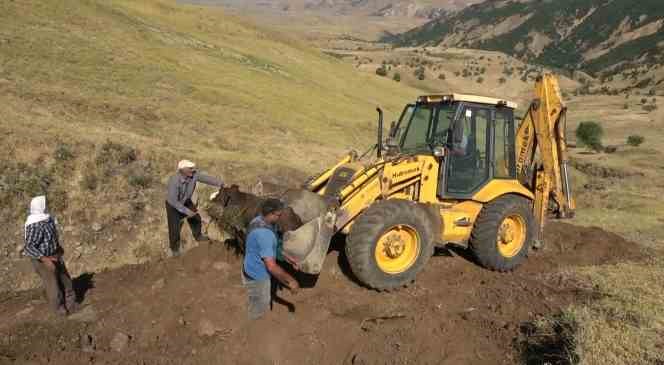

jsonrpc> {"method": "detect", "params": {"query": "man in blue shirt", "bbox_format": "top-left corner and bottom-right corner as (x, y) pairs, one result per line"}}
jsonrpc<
(243, 198), (299, 320)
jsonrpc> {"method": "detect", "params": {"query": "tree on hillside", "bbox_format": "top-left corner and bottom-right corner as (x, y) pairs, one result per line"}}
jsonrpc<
(393, 73), (401, 82)
(576, 121), (604, 152)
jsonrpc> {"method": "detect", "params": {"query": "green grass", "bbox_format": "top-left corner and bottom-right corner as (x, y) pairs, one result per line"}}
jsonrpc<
(0, 0), (421, 290)
(0, 0), (420, 173)
(569, 259), (664, 365)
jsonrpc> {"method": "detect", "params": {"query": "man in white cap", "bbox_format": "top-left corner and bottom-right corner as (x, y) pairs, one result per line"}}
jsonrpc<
(166, 160), (224, 256)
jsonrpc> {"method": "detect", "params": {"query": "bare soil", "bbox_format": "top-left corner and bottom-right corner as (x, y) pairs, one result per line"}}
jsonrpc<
(0, 222), (645, 365)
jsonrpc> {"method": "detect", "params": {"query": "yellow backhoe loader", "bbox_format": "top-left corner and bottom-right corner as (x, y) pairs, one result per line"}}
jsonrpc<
(281, 74), (575, 290)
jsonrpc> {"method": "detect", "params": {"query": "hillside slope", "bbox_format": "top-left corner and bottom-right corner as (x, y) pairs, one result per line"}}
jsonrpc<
(390, 0), (664, 76)
(0, 0), (420, 292)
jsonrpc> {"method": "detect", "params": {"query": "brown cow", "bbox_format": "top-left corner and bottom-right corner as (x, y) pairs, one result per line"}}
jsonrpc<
(208, 184), (303, 253)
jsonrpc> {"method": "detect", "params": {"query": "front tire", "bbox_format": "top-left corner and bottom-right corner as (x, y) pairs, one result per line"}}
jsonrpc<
(346, 200), (435, 291)
(469, 194), (534, 271)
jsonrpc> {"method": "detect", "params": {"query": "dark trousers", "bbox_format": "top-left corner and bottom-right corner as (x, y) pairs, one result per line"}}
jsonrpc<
(166, 200), (202, 253)
(31, 257), (76, 312)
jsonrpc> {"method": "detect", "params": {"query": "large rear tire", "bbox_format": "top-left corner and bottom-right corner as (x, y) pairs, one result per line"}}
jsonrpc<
(469, 194), (534, 271)
(346, 199), (435, 291)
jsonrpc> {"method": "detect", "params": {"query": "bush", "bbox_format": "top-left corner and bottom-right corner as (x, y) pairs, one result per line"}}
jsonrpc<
(643, 104), (658, 112)
(0, 161), (51, 205)
(375, 66), (388, 77)
(604, 145), (618, 154)
(392, 73), (401, 82)
(576, 121), (604, 152)
(80, 172), (98, 191)
(476, 77), (484, 84)
(641, 98), (648, 104)
(623, 103), (629, 109)
(126, 170), (153, 189)
(54, 143), (75, 162)
(626, 135), (645, 147)
(499, 77), (507, 84)
(438, 73), (446, 80)
(414, 66), (426, 80)
(96, 141), (137, 166)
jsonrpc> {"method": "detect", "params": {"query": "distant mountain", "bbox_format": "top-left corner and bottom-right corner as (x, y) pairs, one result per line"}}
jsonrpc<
(389, 0), (664, 75)
(191, 0), (481, 18)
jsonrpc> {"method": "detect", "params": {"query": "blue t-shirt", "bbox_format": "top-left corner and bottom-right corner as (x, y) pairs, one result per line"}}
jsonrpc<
(243, 222), (278, 281)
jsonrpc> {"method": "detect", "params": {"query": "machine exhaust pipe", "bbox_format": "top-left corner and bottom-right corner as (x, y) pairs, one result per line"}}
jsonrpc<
(376, 107), (383, 159)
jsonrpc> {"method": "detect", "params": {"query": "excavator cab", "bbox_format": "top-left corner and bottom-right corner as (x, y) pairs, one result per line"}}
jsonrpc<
(391, 95), (517, 199)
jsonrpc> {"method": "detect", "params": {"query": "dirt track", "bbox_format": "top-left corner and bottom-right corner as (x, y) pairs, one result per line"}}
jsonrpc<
(0, 223), (645, 365)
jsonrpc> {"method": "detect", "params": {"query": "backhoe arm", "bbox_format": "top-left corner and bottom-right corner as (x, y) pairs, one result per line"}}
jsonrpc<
(515, 74), (575, 244)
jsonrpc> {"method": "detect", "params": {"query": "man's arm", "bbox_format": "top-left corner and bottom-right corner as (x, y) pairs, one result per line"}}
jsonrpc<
(256, 230), (299, 291)
(166, 176), (195, 216)
(264, 258), (299, 291)
(197, 172), (224, 188)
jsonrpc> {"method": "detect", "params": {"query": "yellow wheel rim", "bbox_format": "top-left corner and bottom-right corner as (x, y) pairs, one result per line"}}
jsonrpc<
(374, 225), (420, 274)
(496, 214), (527, 258)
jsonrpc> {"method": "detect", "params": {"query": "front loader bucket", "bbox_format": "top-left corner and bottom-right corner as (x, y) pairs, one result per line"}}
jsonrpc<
(282, 210), (336, 274)
(280, 188), (335, 274)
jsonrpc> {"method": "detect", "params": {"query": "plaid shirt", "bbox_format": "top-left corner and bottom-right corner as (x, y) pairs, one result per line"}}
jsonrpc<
(24, 218), (60, 259)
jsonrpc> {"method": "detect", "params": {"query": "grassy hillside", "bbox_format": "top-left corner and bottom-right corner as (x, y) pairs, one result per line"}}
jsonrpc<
(0, 0), (421, 291)
(389, 0), (664, 76)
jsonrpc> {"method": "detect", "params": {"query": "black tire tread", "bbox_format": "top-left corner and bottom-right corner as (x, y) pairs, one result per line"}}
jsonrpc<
(469, 194), (534, 272)
(346, 199), (436, 291)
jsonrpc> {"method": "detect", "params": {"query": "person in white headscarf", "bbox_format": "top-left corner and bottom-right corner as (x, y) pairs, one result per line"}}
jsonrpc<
(166, 160), (224, 257)
(24, 196), (77, 316)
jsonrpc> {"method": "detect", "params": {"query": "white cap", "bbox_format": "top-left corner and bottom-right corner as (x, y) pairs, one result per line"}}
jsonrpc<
(177, 160), (196, 170)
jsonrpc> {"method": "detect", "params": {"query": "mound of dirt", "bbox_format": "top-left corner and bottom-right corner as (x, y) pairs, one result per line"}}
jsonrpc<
(570, 159), (644, 179)
(0, 223), (647, 365)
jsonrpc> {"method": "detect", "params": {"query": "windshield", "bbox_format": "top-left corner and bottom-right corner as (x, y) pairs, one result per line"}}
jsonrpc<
(399, 102), (458, 152)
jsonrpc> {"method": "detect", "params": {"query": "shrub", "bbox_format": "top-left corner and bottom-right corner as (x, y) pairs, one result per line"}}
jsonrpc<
(414, 66), (426, 80)
(626, 135), (645, 147)
(643, 104), (658, 112)
(54, 143), (75, 162)
(576, 121), (604, 152)
(392, 72), (401, 82)
(499, 77), (507, 84)
(375, 66), (388, 77)
(604, 145), (617, 154)
(438, 73), (446, 80)
(80, 172), (98, 191)
(641, 98), (648, 104)
(0, 161), (51, 205)
(96, 140), (137, 166)
(126, 170), (153, 189)
(623, 103), (629, 109)
(476, 77), (484, 84)
(454, 71), (461, 77)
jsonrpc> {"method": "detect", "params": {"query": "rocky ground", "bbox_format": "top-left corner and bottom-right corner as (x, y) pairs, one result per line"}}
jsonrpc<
(0, 222), (645, 365)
